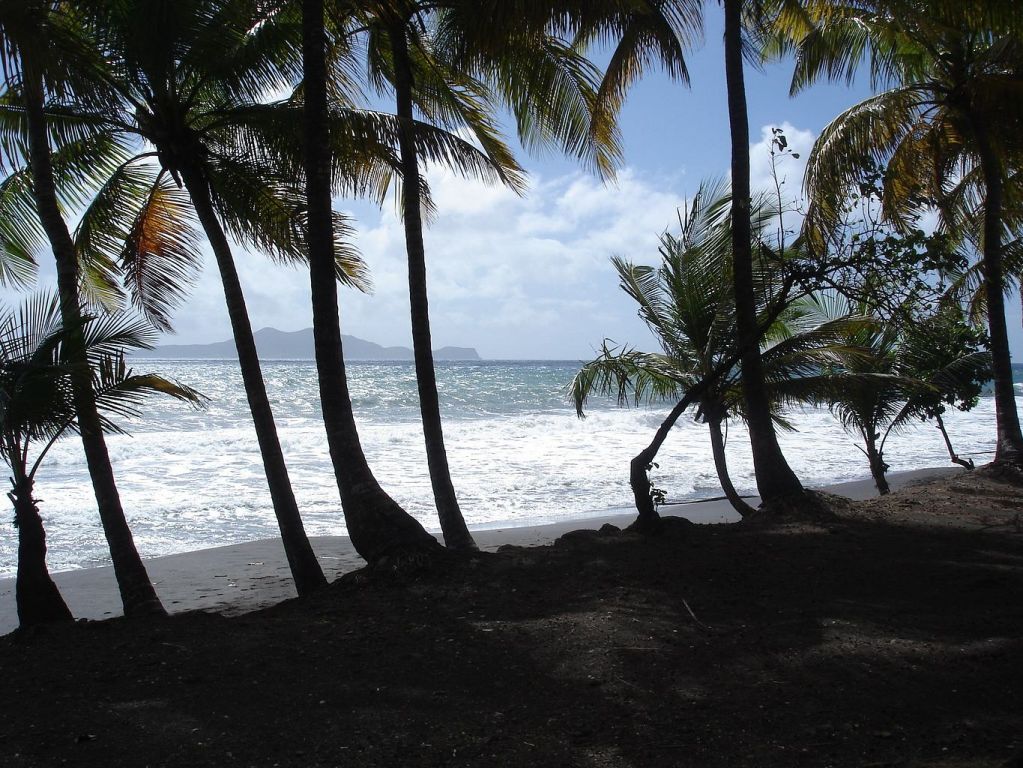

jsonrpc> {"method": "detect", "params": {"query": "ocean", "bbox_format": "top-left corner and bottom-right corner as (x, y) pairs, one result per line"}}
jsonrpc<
(0, 359), (1011, 576)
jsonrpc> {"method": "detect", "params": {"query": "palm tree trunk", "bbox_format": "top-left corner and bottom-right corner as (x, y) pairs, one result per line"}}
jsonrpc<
(22, 61), (164, 617)
(934, 413), (973, 469)
(11, 477), (73, 627)
(629, 391), (700, 532)
(706, 415), (755, 516)
(722, 0), (803, 503)
(971, 115), (1023, 465)
(864, 432), (890, 495)
(178, 166), (326, 595)
(302, 0), (439, 565)
(389, 23), (476, 552)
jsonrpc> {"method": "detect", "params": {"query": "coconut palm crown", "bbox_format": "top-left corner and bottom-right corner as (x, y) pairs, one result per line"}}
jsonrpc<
(0, 0), (175, 616)
(794, 0), (1023, 465)
(0, 293), (204, 628)
(573, 179), (870, 520)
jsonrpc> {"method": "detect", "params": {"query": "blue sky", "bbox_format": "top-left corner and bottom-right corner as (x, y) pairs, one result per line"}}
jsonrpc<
(14, 9), (1023, 360)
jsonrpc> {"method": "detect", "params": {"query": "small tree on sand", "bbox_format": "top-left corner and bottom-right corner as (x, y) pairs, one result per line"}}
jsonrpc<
(573, 180), (870, 524)
(825, 302), (990, 494)
(0, 295), (204, 628)
(894, 308), (992, 470)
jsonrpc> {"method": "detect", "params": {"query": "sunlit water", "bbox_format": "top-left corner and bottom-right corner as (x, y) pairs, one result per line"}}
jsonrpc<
(0, 359), (1010, 575)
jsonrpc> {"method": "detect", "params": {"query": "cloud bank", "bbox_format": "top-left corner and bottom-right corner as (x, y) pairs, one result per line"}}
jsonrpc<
(5, 124), (832, 360)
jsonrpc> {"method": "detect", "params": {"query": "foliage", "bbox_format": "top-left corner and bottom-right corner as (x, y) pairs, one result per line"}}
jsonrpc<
(572, 179), (873, 512)
(646, 462), (667, 509)
(789, 0), (1023, 463)
(0, 0), (377, 330)
(819, 298), (990, 490)
(780, 163), (969, 329)
(796, 0), (1023, 235)
(0, 294), (205, 487)
(898, 307), (992, 422)
(573, 179), (869, 423)
(791, 0), (1023, 322)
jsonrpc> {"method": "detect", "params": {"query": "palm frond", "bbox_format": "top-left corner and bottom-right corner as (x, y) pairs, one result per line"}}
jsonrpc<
(208, 158), (370, 291)
(507, 33), (623, 179)
(804, 85), (930, 233)
(0, 293), (205, 477)
(571, 341), (689, 416)
(0, 166), (41, 288)
(88, 351), (207, 428)
(114, 169), (205, 329)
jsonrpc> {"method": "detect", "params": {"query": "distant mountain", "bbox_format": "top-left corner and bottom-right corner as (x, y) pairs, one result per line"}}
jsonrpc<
(136, 327), (481, 361)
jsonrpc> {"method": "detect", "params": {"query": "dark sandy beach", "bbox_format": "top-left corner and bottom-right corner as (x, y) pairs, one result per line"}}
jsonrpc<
(1, 466), (1020, 767)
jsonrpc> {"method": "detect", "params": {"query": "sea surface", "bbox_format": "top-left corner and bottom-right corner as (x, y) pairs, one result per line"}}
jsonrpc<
(1, 359), (1014, 575)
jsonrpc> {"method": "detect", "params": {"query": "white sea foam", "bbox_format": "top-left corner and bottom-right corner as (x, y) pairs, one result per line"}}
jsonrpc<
(0, 360), (1003, 575)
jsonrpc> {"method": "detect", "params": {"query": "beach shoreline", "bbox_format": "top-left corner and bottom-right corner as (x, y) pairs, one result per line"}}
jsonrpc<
(3, 465), (1019, 768)
(0, 467), (958, 635)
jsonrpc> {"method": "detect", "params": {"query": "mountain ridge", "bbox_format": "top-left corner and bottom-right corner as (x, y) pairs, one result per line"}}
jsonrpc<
(135, 327), (481, 361)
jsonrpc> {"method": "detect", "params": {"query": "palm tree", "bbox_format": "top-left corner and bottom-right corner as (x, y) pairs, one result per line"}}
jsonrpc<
(1, 0), (167, 616)
(449, 0), (812, 504)
(296, 0), (622, 558)
(823, 312), (909, 494)
(1, 294), (204, 628)
(336, 1), (526, 551)
(723, 0), (810, 503)
(894, 307), (992, 470)
(572, 180), (867, 522)
(795, 0), (1023, 465)
(56, 0), (385, 593)
(822, 299), (991, 494)
(326, 0), (627, 550)
(572, 0), (813, 503)
(405, 0), (816, 512)
(102, 0), (341, 593)
(304, 0), (441, 564)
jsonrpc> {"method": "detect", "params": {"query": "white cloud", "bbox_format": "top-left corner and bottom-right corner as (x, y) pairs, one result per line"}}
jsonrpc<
(158, 165), (689, 359)
(4, 123), (832, 360)
(426, 166), (520, 217)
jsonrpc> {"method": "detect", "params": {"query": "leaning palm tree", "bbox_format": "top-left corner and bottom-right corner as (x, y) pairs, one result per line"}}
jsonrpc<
(823, 314), (910, 494)
(334, 1), (525, 551)
(34, 0), (476, 593)
(329, 0), (625, 550)
(795, 0), (1023, 465)
(0, 0), (167, 616)
(1, 294), (204, 628)
(572, 180), (867, 523)
(892, 307), (992, 470)
(86, 0), (347, 594)
(573, 180), (748, 521)
(581, 0), (818, 505)
(9, 1), (521, 570)
(304, 0), (442, 564)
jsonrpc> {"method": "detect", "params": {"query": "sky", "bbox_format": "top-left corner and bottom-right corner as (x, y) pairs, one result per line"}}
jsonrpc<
(13, 8), (1023, 360)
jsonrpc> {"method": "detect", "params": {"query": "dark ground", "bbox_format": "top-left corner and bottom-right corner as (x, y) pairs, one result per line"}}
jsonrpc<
(1, 470), (1021, 767)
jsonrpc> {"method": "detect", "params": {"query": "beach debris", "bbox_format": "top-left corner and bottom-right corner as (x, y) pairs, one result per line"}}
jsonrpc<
(681, 598), (719, 634)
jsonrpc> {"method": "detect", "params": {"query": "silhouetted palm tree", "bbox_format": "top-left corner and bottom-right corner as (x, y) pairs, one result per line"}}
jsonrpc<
(304, 0), (442, 563)
(573, 180), (867, 521)
(796, 0), (1023, 464)
(0, 0), (167, 615)
(1, 294), (204, 627)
